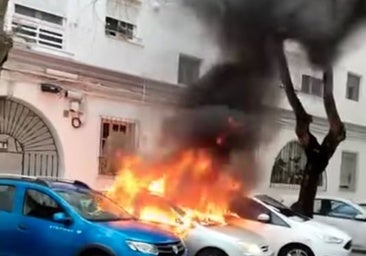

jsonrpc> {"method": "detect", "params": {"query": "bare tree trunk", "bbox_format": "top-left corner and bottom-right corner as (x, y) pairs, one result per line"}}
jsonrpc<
(0, 0), (12, 66)
(275, 41), (346, 218)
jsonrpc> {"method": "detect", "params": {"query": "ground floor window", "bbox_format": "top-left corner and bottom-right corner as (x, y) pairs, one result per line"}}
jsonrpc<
(99, 117), (138, 176)
(270, 140), (326, 190)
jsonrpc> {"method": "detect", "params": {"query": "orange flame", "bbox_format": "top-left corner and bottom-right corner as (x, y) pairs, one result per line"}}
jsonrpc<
(107, 149), (242, 236)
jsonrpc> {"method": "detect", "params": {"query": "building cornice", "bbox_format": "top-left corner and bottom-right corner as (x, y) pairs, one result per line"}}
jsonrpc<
(277, 108), (366, 141)
(4, 47), (366, 140)
(3, 47), (186, 106)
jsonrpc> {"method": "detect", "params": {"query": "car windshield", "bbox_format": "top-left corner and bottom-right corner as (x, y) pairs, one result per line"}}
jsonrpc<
(255, 194), (310, 222)
(57, 189), (134, 222)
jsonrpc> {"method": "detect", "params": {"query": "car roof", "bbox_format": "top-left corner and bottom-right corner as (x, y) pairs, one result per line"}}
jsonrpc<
(0, 174), (90, 190)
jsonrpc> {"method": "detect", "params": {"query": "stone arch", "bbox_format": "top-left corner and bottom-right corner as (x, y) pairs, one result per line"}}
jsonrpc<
(270, 140), (327, 190)
(0, 97), (62, 177)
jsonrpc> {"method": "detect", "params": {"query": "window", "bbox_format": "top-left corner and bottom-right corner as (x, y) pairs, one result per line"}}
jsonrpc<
(301, 75), (323, 97)
(0, 139), (8, 152)
(23, 189), (63, 221)
(99, 118), (138, 175)
(270, 141), (325, 189)
(178, 54), (201, 85)
(346, 73), (361, 101)
(14, 5), (63, 25)
(339, 152), (357, 191)
(314, 199), (361, 219)
(0, 185), (16, 212)
(57, 190), (132, 221)
(230, 197), (270, 221)
(105, 17), (135, 40)
(12, 5), (64, 49)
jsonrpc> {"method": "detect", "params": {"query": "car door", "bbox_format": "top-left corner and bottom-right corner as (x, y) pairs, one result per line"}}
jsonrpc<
(229, 197), (293, 253)
(15, 186), (81, 256)
(313, 199), (364, 249)
(0, 183), (19, 256)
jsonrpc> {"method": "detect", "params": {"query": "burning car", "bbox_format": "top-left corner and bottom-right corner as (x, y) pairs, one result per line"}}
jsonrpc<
(131, 192), (274, 256)
(227, 194), (352, 256)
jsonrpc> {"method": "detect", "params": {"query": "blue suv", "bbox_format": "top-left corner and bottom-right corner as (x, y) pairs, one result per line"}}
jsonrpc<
(0, 175), (186, 256)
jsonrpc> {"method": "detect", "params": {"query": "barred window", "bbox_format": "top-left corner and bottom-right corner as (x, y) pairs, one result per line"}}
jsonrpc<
(270, 141), (324, 189)
(99, 118), (138, 176)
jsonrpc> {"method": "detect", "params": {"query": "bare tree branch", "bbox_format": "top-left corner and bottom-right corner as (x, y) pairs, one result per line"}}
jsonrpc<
(0, 0), (12, 66)
(323, 68), (346, 139)
(275, 41), (319, 148)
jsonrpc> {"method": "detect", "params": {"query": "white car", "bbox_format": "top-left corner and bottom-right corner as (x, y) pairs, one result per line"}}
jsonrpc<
(132, 193), (274, 256)
(359, 202), (366, 211)
(307, 196), (366, 252)
(226, 194), (352, 256)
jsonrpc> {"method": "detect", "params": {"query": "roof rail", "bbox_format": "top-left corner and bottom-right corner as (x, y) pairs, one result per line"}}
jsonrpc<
(36, 176), (90, 189)
(0, 174), (49, 186)
(0, 174), (38, 180)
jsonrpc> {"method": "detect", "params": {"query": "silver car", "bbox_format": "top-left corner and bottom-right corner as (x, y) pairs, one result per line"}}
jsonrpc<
(133, 193), (274, 256)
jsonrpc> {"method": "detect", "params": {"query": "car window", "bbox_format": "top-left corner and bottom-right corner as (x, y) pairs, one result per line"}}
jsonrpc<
(230, 197), (270, 221)
(360, 204), (366, 211)
(0, 185), (16, 212)
(314, 199), (361, 219)
(23, 189), (64, 221)
(57, 189), (133, 222)
(330, 203), (360, 219)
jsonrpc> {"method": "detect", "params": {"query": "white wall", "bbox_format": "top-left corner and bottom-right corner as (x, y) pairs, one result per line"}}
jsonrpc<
(255, 124), (366, 202)
(0, 75), (173, 188)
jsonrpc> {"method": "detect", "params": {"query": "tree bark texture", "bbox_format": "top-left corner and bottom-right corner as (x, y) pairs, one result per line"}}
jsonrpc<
(0, 0), (12, 66)
(276, 41), (346, 218)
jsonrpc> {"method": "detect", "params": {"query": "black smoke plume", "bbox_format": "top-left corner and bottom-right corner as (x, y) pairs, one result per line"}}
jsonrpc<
(162, 0), (366, 163)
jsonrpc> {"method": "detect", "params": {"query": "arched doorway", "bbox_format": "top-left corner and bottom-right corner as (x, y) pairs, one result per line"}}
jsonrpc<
(270, 140), (327, 190)
(0, 97), (60, 176)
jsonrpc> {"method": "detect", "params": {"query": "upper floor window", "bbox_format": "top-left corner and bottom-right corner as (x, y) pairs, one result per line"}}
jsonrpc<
(105, 17), (135, 41)
(12, 4), (65, 50)
(178, 54), (201, 85)
(99, 118), (138, 176)
(346, 72), (361, 101)
(14, 5), (63, 25)
(301, 74), (323, 97)
(339, 151), (358, 191)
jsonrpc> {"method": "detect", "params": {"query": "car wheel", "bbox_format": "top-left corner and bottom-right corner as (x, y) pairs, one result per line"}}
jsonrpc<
(196, 248), (228, 256)
(279, 244), (314, 256)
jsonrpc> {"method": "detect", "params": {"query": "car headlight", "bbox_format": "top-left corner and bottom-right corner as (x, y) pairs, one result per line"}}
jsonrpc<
(126, 241), (159, 255)
(322, 235), (344, 244)
(237, 242), (262, 255)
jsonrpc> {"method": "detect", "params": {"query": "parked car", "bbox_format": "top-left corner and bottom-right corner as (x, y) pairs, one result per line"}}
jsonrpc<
(226, 194), (352, 256)
(0, 174), (186, 256)
(131, 192), (274, 256)
(359, 202), (366, 211)
(298, 196), (366, 252)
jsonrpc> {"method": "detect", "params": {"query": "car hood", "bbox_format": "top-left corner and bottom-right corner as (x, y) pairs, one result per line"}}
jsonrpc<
(289, 218), (351, 240)
(99, 220), (179, 243)
(199, 224), (268, 245)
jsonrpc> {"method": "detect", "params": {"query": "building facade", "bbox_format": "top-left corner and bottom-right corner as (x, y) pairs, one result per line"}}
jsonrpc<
(1, 0), (366, 201)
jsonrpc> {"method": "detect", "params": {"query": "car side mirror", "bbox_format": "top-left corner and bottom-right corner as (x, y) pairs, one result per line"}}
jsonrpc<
(53, 212), (72, 225)
(354, 214), (366, 222)
(257, 213), (270, 223)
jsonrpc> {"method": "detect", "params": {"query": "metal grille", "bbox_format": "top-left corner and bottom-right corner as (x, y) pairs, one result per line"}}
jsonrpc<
(270, 140), (324, 189)
(156, 241), (185, 256)
(261, 245), (269, 252)
(12, 13), (64, 50)
(0, 98), (59, 177)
